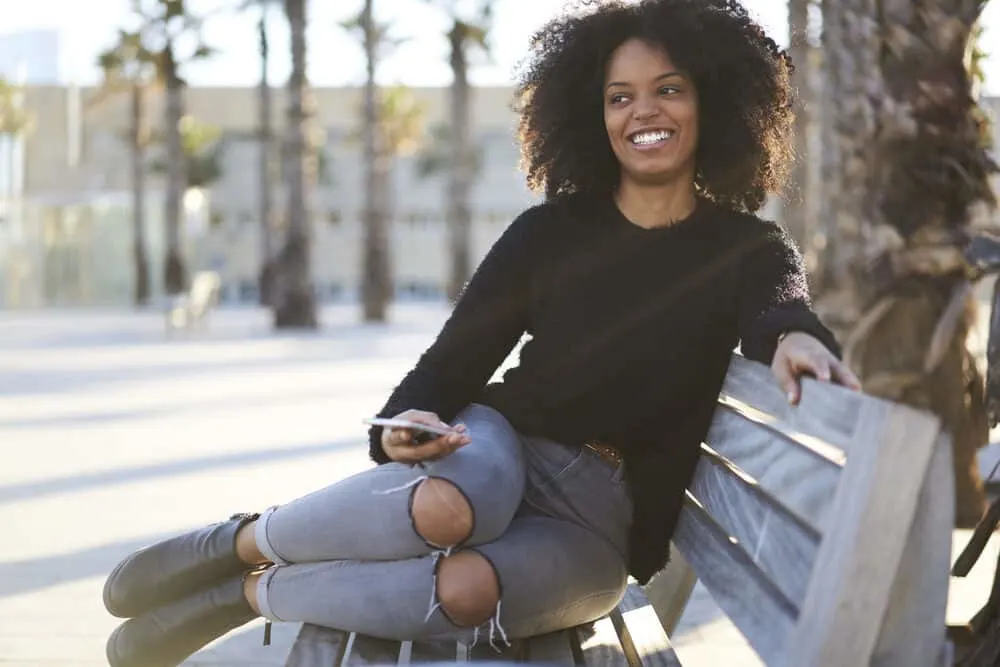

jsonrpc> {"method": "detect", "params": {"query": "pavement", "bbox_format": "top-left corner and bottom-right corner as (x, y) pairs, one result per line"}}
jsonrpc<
(0, 302), (997, 666)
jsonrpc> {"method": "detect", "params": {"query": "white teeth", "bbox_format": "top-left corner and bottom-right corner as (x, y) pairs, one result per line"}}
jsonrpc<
(630, 130), (673, 145)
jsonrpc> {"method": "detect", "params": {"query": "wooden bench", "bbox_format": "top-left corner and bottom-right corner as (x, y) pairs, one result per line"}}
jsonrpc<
(165, 270), (221, 332)
(284, 353), (956, 666)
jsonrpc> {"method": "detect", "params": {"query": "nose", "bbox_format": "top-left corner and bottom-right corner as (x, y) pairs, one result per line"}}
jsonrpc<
(631, 96), (659, 120)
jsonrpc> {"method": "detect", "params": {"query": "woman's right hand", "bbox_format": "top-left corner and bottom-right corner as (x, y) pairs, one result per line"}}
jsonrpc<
(380, 409), (471, 464)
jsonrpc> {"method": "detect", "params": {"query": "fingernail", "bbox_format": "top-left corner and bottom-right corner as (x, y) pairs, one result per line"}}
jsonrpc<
(788, 391), (796, 403)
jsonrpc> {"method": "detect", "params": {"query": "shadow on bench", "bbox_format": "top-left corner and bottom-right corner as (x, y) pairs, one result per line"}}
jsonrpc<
(284, 353), (955, 666)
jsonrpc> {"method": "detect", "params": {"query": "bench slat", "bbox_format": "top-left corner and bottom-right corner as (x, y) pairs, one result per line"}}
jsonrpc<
(782, 400), (941, 667)
(341, 632), (400, 664)
(706, 406), (841, 532)
(608, 585), (682, 667)
(576, 615), (630, 666)
(525, 630), (577, 664)
(689, 445), (821, 607)
(721, 354), (864, 455)
(673, 495), (797, 666)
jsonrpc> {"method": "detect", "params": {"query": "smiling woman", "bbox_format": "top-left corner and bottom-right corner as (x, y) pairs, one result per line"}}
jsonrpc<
(100, 3), (857, 666)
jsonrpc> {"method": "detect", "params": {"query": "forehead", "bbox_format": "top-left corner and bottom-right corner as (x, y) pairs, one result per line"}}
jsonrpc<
(604, 39), (677, 83)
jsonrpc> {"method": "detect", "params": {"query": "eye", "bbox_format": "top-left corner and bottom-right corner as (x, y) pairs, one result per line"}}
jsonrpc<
(659, 85), (681, 96)
(609, 93), (630, 105)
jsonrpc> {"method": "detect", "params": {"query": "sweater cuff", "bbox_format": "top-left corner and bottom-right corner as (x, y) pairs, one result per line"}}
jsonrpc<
(743, 304), (841, 364)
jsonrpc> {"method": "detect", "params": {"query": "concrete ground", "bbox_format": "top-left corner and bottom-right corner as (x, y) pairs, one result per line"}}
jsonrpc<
(0, 303), (996, 666)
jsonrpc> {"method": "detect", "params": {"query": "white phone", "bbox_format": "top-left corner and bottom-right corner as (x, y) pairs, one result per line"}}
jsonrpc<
(363, 417), (456, 444)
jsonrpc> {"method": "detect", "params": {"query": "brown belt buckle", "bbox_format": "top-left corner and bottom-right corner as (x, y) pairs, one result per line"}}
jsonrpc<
(584, 441), (623, 468)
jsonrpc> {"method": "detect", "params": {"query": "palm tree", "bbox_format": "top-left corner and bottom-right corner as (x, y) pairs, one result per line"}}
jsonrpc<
(150, 115), (223, 190)
(95, 31), (157, 306)
(424, 0), (492, 302)
(840, 0), (998, 527)
(240, 0), (280, 307)
(0, 77), (31, 134)
(272, 0), (318, 328)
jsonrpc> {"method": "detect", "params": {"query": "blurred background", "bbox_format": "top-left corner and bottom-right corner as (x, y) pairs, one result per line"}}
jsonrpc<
(2, 1), (1000, 664)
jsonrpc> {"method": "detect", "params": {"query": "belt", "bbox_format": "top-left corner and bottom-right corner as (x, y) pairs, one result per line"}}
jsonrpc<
(584, 441), (624, 468)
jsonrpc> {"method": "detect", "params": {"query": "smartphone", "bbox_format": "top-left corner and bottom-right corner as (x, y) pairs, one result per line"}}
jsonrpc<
(363, 417), (457, 445)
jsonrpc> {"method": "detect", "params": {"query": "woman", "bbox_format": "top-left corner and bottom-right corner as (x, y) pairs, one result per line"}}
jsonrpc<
(103, 1), (861, 665)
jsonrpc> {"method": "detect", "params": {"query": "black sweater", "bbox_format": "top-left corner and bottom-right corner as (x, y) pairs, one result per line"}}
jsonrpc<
(368, 194), (840, 584)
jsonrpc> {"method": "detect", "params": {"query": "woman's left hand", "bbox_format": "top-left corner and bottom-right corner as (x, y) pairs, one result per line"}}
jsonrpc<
(771, 331), (862, 404)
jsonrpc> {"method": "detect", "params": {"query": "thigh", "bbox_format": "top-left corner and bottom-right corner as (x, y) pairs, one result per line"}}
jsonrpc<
(471, 515), (629, 639)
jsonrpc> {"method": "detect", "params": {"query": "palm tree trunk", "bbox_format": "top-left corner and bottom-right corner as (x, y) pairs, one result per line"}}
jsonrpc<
(781, 0), (811, 260)
(257, 4), (277, 307)
(844, 0), (996, 527)
(162, 42), (187, 295)
(445, 22), (474, 303)
(130, 83), (150, 306)
(274, 0), (317, 328)
(360, 0), (392, 322)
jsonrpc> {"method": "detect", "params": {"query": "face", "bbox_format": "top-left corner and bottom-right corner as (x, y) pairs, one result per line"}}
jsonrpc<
(603, 39), (699, 188)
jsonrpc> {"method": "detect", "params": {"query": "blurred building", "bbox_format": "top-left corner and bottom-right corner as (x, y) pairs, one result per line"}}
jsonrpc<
(0, 84), (995, 309)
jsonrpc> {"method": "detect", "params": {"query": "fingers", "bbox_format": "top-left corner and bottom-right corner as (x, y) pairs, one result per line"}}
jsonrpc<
(831, 360), (862, 391)
(771, 356), (800, 404)
(388, 430), (471, 464)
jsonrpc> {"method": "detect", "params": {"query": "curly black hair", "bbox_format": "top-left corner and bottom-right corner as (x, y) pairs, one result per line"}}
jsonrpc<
(514, 0), (794, 213)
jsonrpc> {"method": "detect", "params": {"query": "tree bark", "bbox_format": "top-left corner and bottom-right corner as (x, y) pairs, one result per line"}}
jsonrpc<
(163, 41), (187, 296)
(274, 0), (318, 329)
(446, 21), (474, 303)
(130, 83), (150, 306)
(360, 0), (393, 323)
(257, 4), (277, 307)
(844, 0), (996, 527)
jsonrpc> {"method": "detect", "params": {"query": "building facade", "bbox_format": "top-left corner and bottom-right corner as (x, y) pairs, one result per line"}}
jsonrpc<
(0, 84), (996, 309)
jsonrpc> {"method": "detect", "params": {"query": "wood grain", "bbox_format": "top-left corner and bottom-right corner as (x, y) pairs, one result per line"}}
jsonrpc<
(689, 446), (821, 607)
(780, 400), (941, 667)
(721, 354), (866, 455)
(642, 545), (697, 637)
(706, 406), (841, 532)
(524, 630), (577, 665)
(869, 433), (954, 667)
(608, 585), (683, 667)
(672, 496), (797, 665)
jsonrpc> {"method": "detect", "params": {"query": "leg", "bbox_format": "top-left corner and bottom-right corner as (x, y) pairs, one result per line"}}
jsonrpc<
(251, 403), (526, 564)
(103, 404), (524, 621)
(255, 515), (629, 644)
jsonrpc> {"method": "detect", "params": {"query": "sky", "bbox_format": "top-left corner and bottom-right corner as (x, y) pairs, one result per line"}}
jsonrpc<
(2, 0), (1000, 93)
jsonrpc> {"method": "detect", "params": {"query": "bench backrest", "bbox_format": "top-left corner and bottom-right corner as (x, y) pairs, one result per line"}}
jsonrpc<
(667, 354), (953, 667)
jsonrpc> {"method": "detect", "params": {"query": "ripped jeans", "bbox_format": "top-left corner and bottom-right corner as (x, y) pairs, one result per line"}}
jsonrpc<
(253, 403), (632, 648)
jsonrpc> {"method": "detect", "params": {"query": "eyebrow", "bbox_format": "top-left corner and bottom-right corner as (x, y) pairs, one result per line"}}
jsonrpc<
(606, 71), (684, 91)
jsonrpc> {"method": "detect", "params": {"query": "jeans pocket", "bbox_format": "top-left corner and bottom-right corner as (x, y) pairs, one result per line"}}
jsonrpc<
(526, 440), (587, 489)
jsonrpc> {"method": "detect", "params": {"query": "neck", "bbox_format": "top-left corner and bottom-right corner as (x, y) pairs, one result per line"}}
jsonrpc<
(614, 178), (698, 230)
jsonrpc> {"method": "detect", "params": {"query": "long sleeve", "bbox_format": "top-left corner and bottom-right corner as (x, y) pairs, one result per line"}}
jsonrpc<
(738, 223), (840, 364)
(367, 207), (543, 463)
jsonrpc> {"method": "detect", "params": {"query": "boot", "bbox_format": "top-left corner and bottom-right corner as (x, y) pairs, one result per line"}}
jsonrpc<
(103, 512), (259, 618)
(106, 574), (258, 667)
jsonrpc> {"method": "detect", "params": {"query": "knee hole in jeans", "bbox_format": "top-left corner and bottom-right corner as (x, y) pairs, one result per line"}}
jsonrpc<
(436, 550), (500, 627)
(410, 477), (475, 549)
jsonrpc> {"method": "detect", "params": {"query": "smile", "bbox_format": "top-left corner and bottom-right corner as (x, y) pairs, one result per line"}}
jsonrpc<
(628, 129), (675, 148)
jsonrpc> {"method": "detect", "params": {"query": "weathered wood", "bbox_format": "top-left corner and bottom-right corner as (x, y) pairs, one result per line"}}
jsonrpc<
(780, 400), (941, 667)
(524, 630), (576, 664)
(609, 585), (682, 667)
(720, 354), (865, 455)
(672, 495), (797, 665)
(688, 445), (820, 607)
(575, 614), (629, 666)
(870, 433), (954, 667)
(642, 546), (697, 636)
(285, 624), (349, 667)
(706, 406), (841, 531)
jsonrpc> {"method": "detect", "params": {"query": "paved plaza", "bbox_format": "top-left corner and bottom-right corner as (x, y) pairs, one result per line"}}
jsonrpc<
(1, 303), (997, 665)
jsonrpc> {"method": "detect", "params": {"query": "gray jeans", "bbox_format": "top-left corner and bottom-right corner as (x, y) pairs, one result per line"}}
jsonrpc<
(254, 403), (632, 646)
